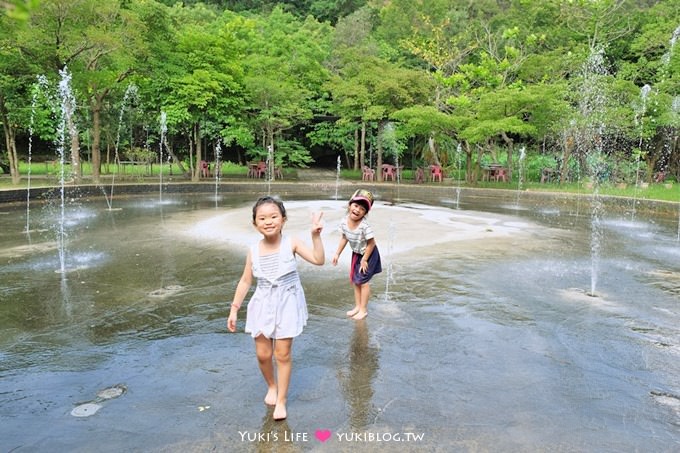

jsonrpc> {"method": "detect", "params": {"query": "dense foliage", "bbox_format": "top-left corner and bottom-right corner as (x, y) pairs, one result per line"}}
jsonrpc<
(0, 0), (678, 184)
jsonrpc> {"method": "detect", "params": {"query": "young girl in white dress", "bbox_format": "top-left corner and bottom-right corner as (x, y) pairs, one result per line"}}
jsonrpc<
(228, 196), (324, 421)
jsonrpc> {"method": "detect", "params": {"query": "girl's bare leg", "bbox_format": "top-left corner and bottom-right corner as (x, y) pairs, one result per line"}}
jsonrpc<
(352, 282), (370, 320)
(254, 335), (277, 405)
(347, 284), (361, 316)
(273, 338), (293, 420)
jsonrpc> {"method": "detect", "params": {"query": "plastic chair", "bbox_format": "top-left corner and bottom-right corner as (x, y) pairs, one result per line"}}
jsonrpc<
(494, 167), (508, 182)
(362, 166), (375, 182)
(430, 165), (443, 182)
(382, 164), (396, 181)
(199, 160), (210, 178)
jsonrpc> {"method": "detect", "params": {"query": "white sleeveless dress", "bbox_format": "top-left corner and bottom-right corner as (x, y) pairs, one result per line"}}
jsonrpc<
(245, 236), (308, 339)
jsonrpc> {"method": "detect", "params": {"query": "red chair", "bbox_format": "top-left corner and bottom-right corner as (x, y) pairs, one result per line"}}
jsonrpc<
(362, 166), (375, 181)
(494, 167), (508, 182)
(199, 160), (210, 178)
(430, 165), (443, 182)
(256, 161), (267, 178)
(382, 164), (396, 181)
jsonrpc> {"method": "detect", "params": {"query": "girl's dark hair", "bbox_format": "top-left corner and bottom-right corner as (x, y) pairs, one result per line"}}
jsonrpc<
(252, 196), (287, 223)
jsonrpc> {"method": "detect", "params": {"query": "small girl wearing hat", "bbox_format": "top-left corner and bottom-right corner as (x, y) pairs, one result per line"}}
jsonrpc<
(331, 189), (382, 320)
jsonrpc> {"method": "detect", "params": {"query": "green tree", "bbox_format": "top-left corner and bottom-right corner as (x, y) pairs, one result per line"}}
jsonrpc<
(12, 0), (148, 183)
(0, 6), (38, 183)
(155, 6), (248, 181)
(242, 6), (332, 167)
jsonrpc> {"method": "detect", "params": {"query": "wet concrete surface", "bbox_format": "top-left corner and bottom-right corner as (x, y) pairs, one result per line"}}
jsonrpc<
(1, 185), (679, 452)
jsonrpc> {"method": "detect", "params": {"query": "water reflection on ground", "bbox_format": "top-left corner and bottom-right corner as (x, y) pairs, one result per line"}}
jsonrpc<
(0, 190), (679, 452)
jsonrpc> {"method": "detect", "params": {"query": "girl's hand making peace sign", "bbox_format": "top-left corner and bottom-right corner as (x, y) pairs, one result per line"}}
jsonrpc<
(311, 211), (324, 235)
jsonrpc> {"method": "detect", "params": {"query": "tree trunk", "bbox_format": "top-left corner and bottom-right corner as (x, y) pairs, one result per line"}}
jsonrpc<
(68, 113), (81, 184)
(164, 137), (186, 175)
(266, 125), (275, 181)
(0, 94), (21, 184)
(192, 122), (201, 182)
(501, 131), (514, 180)
(90, 95), (103, 183)
(360, 121), (366, 169)
(464, 141), (474, 183)
(188, 138), (194, 177)
(376, 121), (384, 182)
(560, 132), (574, 184)
(475, 144), (483, 183)
(354, 127), (359, 170)
(428, 136), (442, 166)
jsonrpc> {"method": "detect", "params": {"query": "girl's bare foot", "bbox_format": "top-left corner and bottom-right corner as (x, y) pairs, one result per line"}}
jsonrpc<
(346, 307), (359, 317)
(352, 311), (368, 320)
(264, 387), (277, 406)
(273, 403), (287, 421)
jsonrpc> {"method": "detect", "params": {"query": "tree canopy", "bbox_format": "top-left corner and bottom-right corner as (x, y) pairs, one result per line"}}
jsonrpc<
(1, 0), (678, 184)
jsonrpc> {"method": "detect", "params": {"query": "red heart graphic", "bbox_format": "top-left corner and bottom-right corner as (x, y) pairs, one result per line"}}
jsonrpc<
(315, 429), (331, 442)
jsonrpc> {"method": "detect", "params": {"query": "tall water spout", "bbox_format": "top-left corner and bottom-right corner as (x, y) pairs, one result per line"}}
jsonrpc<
(335, 155), (341, 199)
(159, 111), (167, 205)
(107, 84), (138, 210)
(630, 84), (652, 221)
(515, 146), (526, 207)
(214, 139), (222, 208)
(55, 67), (78, 274)
(453, 142), (463, 209)
(264, 144), (274, 195)
(577, 48), (610, 296)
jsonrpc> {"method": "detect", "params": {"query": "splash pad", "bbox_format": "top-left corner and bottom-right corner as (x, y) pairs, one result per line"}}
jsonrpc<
(0, 181), (679, 451)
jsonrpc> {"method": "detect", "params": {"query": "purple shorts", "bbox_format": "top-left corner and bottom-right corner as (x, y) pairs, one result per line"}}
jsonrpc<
(350, 247), (382, 285)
